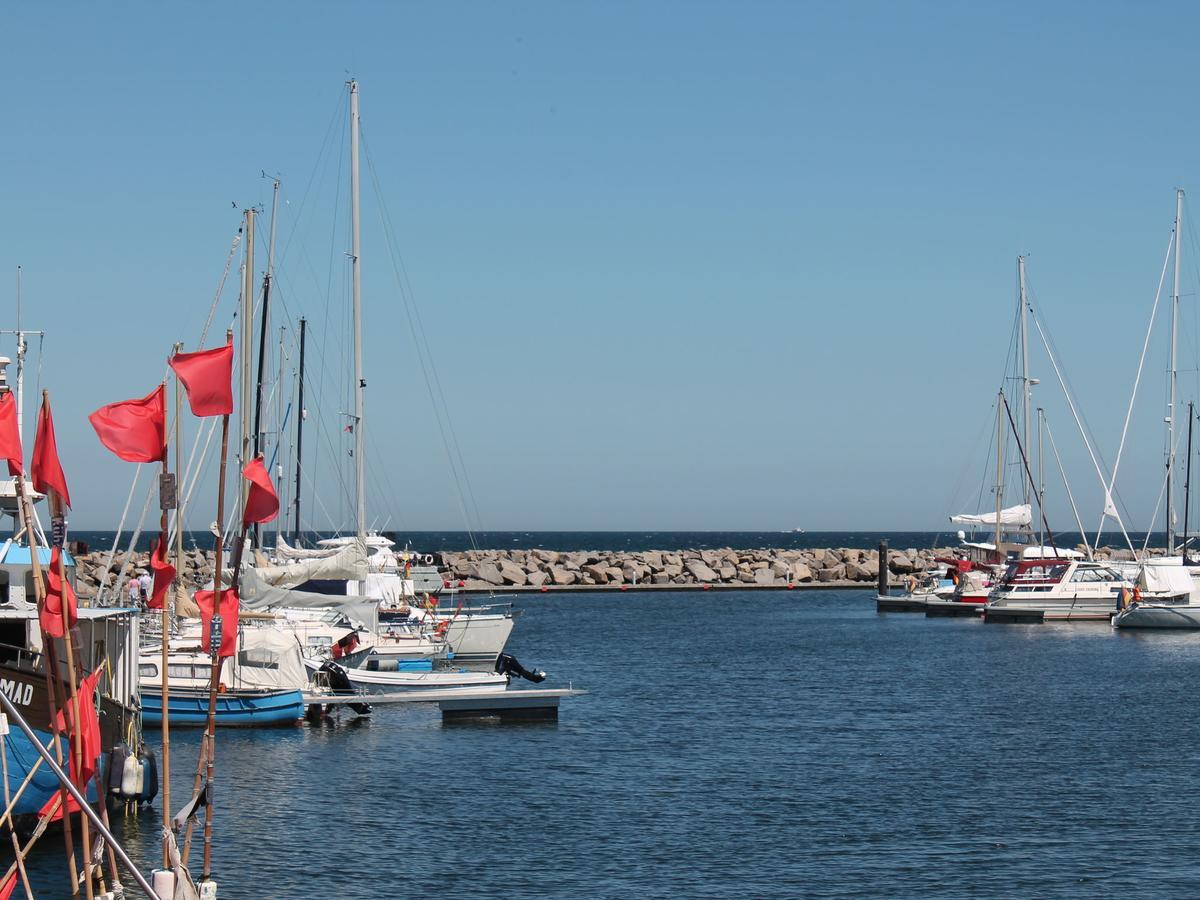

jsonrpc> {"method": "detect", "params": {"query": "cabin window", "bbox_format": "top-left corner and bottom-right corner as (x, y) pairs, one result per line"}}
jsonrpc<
(139, 664), (158, 678)
(167, 664), (209, 679)
(238, 649), (280, 669)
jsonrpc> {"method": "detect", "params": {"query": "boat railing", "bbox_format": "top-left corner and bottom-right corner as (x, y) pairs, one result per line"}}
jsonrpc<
(0, 640), (44, 673)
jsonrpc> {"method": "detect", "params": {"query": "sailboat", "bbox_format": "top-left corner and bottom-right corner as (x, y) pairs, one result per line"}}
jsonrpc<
(247, 81), (514, 692)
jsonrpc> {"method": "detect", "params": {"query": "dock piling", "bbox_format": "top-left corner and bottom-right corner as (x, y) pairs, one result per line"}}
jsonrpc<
(877, 541), (889, 597)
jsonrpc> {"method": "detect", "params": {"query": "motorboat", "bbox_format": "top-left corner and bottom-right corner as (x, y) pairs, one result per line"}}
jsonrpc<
(983, 557), (1133, 622)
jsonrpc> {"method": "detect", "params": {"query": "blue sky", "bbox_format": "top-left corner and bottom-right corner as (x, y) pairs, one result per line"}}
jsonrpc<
(3, 2), (1200, 533)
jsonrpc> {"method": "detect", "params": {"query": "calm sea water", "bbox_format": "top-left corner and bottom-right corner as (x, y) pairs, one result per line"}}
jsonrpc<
(15, 589), (1200, 897)
(69, 529), (1168, 554)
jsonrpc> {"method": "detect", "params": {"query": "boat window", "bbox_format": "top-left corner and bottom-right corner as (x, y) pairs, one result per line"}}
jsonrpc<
(167, 664), (208, 679)
(238, 649), (280, 670)
(139, 664), (158, 678)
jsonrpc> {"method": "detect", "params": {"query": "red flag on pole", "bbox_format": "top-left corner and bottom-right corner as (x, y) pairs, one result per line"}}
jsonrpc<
(88, 383), (166, 463)
(195, 587), (239, 657)
(0, 867), (16, 900)
(169, 341), (234, 417)
(242, 455), (280, 525)
(0, 392), (20, 476)
(148, 533), (176, 610)
(31, 396), (70, 507)
(40, 546), (78, 639)
(53, 666), (103, 787)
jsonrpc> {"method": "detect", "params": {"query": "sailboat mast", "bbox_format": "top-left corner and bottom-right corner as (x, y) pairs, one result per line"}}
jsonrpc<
(293, 317), (307, 544)
(350, 80), (366, 540)
(996, 390), (1005, 558)
(239, 209), (256, 528)
(1185, 401), (1194, 564)
(253, 179), (280, 462)
(1019, 255), (1031, 508)
(1169, 188), (1184, 554)
(1037, 407), (1045, 552)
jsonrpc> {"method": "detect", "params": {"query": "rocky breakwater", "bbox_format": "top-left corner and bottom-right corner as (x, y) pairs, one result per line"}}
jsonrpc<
(441, 546), (947, 591)
(70, 548), (215, 602)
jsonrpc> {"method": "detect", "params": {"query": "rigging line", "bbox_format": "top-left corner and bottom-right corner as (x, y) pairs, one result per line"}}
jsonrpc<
(942, 414), (992, 519)
(1094, 228), (1175, 547)
(275, 88), (347, 273)
(1141, 424), (1187, 554)
(1044, 416), (1092, 559)
(199, 227), (243, 348)
(360, 129), (484, 546)
(94, 465), (143, 605)
(1028, 303), (1135, 552)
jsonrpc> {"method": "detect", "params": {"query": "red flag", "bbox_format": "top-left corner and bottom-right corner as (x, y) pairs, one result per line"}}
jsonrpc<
(0, 867), (16, 899)
(0, 392), (20, 476)
(88, 384), (166, 463)
(54, 667), (103, 787)
(31, 396), (69, 507)
(195, 587), (239, 657)
(169, 341), (234, 417)
(242, 455), (279, 525)
(40, 546), (78, 639)
(149, 534), (176, 610)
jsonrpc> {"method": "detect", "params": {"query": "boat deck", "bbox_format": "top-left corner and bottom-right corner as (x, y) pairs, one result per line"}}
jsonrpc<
(875, 594), (928, 612)
(303, 687), (586, 720)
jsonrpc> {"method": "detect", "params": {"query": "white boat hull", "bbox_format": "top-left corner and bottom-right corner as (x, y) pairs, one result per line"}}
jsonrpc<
(445, 614), (515, 664)
(1113, 603), (1200, 629)
(306, 659), (510, 695)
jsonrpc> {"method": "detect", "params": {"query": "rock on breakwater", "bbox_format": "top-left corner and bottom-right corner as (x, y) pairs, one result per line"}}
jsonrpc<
(440, 546), (947, 590)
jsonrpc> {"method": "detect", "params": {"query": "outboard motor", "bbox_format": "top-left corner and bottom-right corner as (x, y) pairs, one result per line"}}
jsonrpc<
(494, 652), (546, 684)
(319, 661), (371, 715)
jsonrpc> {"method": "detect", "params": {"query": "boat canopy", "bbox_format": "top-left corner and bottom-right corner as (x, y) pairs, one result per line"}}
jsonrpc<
(0, 541), (74, 567)
(1138, 563), (1196, 595)
(252, 538), (368, 588)
(950, 504), (1032, 527)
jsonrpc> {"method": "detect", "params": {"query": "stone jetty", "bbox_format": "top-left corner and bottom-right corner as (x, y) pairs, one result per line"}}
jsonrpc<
(67, 543), (1154, 597)
(439, 546), (946, 590)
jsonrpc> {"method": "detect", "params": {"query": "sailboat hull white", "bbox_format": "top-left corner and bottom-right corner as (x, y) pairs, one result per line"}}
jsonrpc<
(1113, 604), (1200, 629)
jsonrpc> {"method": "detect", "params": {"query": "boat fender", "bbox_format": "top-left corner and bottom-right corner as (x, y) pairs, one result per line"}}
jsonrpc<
(108, 743), (130, 795)
(434, 620), (451, 638)
(120, 753), (140, 798)
(494, 652), (547, 684)
(152, 869), (176, 899)
(138, 745), (159, 803)
(133, 755), (144, 797)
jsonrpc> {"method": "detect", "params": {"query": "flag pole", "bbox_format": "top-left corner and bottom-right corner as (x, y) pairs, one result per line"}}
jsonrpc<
(200, 330), (233, 888)
(43, 408), (94, 900)
(159, 376), (173, 872)
(13, 461), (79, 893)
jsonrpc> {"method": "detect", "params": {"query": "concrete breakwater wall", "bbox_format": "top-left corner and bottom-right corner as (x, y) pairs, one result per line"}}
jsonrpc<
(440, 546), (948, 590)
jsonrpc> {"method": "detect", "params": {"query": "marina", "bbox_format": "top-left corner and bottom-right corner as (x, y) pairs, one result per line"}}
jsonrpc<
(8, 4), (1200, 897)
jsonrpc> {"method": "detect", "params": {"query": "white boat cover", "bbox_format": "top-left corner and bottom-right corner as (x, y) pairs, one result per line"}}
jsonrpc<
(253, 538), (368, 588)
(1138, 563), (1196, 595)
(950, 504), (1032, 527)
(227, 627), (309, 692)
(239, 566), (378, 625)
(274, 534), (342, 560)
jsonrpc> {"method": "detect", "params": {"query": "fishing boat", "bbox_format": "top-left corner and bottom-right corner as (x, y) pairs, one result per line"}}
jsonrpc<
(139, 627), (306, 727)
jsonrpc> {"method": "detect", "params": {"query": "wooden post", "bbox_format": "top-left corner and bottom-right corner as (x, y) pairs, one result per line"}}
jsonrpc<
(0, 715), (35, 899)
(878, 541), (889, 596)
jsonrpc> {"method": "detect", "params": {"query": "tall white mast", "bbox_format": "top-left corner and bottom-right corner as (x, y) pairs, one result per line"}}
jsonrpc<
(1019, 255), (1031, 507)
(239, 208), (256, 527)
(996, 391), (1005, 557)
(350, 80), (366, 540)
(1169, 189), (1184, 554)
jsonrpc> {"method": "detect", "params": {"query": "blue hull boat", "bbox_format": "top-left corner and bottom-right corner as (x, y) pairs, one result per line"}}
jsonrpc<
(3, 726), (102, 818)
(142, 689), (305, 727)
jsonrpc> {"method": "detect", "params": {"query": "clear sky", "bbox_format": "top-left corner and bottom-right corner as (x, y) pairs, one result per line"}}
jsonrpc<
(3, 2), (1200, 534)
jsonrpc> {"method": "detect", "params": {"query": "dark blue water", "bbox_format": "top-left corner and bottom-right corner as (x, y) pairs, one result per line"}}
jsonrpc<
(70, 529), (1165, 554)
(15, 590), (1200, 897)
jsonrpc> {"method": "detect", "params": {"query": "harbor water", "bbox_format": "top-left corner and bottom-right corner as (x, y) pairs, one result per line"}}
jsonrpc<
(16, 589), (1200, 897)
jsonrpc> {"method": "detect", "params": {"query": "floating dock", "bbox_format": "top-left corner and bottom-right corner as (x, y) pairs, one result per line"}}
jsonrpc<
(983, 607), (1116, 624)
(925, 600), (984, 618)
(875, 593), (927, 612)
(303, 687), (586, 721)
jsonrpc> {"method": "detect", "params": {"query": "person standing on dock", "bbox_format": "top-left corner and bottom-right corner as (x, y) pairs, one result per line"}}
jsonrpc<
(138, 570), (153, 607)
(128, 576), (142, 607)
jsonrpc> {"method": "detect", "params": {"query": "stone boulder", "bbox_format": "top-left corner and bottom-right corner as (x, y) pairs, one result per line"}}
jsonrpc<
(817, 564), (845, 582)
(792, 563), (813, 583)
(584, 565), (609, 584)
(753, 568), (776, 586)
(888, 553), (916, 574)
(550, 567), (577, 586)
(686, 560), (718, 583)
(527, 571), (549, 588)
(471, 561), (505, 586)
(497, 559), (527, 586)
